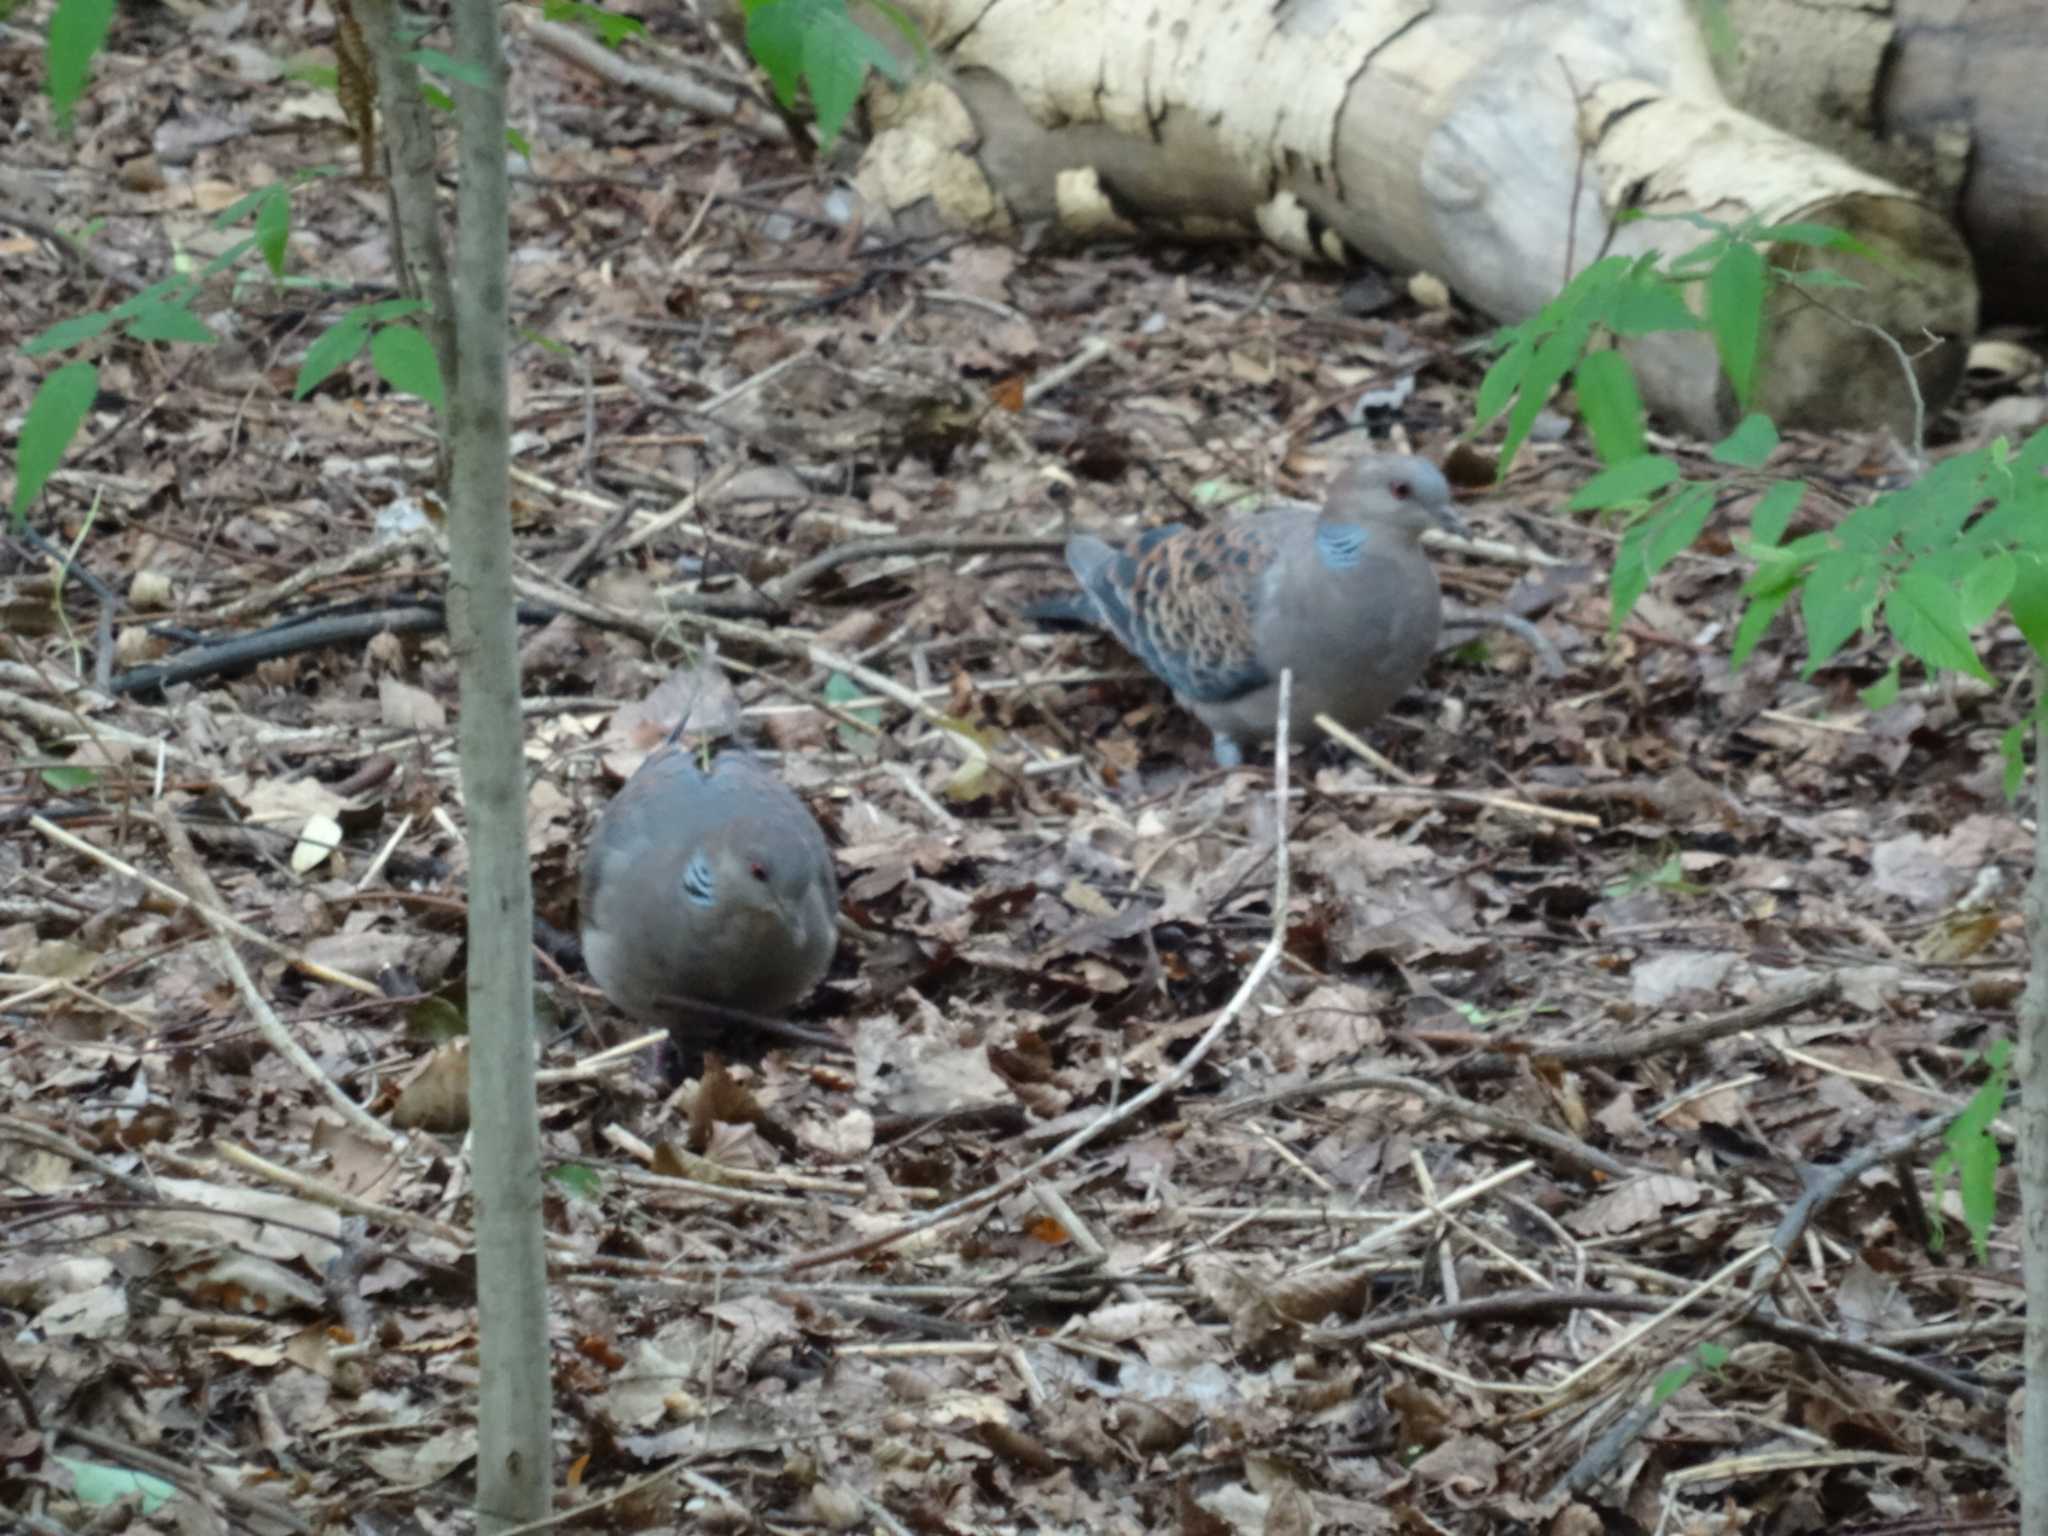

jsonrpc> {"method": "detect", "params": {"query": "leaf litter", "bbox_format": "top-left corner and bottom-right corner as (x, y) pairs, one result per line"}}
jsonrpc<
(0, 4), (2035, 1531)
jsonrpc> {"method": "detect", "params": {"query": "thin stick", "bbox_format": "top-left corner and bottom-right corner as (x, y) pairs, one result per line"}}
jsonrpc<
(1445, 974), (1842, 1080)
(156, 809), (404, 1149)
(29, 814), (382, 996)
(1313, 716), (1603, 829)
(1219, 1069), (1636, 1181)
(522, 19), (788, 143)
(1023, 336), (1117, 405)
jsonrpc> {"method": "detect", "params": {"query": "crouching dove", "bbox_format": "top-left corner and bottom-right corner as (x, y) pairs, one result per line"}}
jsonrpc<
(1060, 456), (1463, 766)
(581, 740), (839, 1032)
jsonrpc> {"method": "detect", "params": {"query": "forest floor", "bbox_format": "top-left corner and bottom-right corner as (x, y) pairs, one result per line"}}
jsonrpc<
(3, 4), (2044, 1533)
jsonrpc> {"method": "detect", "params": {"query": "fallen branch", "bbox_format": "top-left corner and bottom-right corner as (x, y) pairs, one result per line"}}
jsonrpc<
(1441, 974), (1843, 1081)
(1315, 714), (1603, 830)
(523, 18), (788, 143)
(1308, 1286), (1990, 1406)
(29, 814), (381, 997)
(776, 667), (1303, 1277)
(1547, 1107), (1967, 1499)
(156, 808), (405, 1150)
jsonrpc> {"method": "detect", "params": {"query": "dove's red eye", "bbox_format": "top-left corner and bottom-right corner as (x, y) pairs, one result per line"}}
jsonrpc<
(1391, 480), (1412, 500)
(751, 862), (770, 882)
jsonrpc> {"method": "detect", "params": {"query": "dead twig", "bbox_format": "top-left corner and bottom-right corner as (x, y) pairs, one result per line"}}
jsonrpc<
(1315, 714), (1603, 829)
(30, 814), (381, 997)
(1217, 1070), (1639, 1182)
(1309, 1286), (1990, 1405)
(523, 19), (789, 143)
(156, 808), (405, 1149)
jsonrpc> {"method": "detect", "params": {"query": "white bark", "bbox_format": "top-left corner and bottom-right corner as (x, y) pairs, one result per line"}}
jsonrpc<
(846, 0), (1977, 440)
(1717, 0), (2048, 326)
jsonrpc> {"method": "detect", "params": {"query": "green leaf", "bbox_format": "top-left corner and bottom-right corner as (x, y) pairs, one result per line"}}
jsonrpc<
(1642, 483), (1715, 573)
(1601, 278), (1701, 337)
(1930, 1040), (2009, 1260)
(421, 83), (455, 113)
(284, 59), (340, 89)
(1895, 450), (1994, 556)
(1695, 1341), (1730, 1371)
(125, 300), (218, 345)
(1499, 316), (1590, 472)
(2015, 423), (2048, 481)
(25, 309), (116, 356)
(2002, 720), (2029, 799)
(11, 361), (98, 524)
(1572, 350), (1645, 465)
(295, 312), (372, 398)
(45, 0), (116, 134)
(1799, 552), (1880, 673)
(1707, 242), (1765, 407)
(366, 296), (431, 323)
(370, 323), (445, 410)
(1651, 1361), (1696, 1406)
(54, 1456), (175, 1515)
(1609, 483), (1712, 632)
(746, 0), (807, 108)
(1473, 331), (1534, 426)
(41, 764), (99, 792)
(408, 47), (492, 88)
(506, 126), (533, 160)
(542, 0), (647, 47)
(743, 0), (905, 147)
(550, 1162), (605, 1200)
(1710, 412), (1778, 468)
(802, 10), (897, 146)
(1554, 254), (1634, 307)
(195, 235), (259, 282)
(1744, 479), (1804, 551)
(254, 186), (291, 277)
(1729, 582), (1795, 669)
(1883, 567), (1991, 682)
(108, 272), (193, 323)
(2010, 554), (2048, 660)
(1570, 454), (1678, 512)
(1958, 553), (2016, 627)
(210, 182), (285, 228)
(1755, 221), (1873, 259)
(1858, 660), (1900, 711)
(407, 995), (468, 1042)
(1746, 530), (1832, 582)
(824, 671), (882, 757)
(863, 0), (929, 62)
(1964, 477), (2048, 553)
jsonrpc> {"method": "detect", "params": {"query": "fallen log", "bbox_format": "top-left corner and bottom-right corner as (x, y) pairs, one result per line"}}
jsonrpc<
(828, 0), (1978, 441)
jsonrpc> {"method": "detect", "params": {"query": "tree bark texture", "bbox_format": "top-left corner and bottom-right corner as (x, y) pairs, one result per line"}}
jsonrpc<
(838, 0), (1978, 441)
(2020, 687), (2048, 1536)
(448, 0), (553, 1525)
(1716, 0), (2048, 325)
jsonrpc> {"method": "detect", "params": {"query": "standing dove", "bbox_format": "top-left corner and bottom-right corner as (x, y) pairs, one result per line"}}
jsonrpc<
(1061, 456), (1463, 765)
(581, 742), (839, 1027)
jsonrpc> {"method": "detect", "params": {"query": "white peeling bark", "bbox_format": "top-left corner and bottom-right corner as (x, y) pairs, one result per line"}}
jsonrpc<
(1717, 0), (2048, 327)
(840, 0), (1977, 440)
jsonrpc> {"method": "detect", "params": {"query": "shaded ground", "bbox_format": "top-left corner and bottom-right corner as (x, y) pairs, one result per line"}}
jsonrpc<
(1, 3), (2042, 1532)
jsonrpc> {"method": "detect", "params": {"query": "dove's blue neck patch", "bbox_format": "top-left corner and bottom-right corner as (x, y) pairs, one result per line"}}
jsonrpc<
(1316, 523), (1369, 569)
(682, 851), (717, 908)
